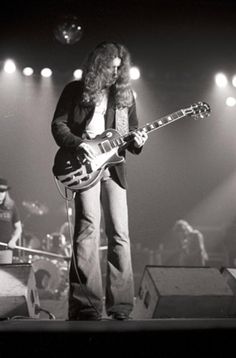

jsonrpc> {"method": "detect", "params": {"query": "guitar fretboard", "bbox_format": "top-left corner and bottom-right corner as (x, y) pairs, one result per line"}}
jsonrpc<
(141, 110), (185, 134)
(110, 109), (186, 149)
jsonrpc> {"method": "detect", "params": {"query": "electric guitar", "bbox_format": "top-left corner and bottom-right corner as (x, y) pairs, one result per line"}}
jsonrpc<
(52, 101), (210, 192)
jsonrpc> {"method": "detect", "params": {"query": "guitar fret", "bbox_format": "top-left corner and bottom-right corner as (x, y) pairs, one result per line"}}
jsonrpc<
(176, 110), (184, 118)
(162, 117), (170, 124)
(145, 123), (157, 132)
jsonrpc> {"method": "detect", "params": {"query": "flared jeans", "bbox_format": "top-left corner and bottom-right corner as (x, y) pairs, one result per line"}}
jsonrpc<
(68, 174), (134, 319)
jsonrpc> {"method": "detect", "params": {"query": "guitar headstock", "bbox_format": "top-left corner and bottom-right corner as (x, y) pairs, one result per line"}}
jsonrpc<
(183, 101), (211, 120)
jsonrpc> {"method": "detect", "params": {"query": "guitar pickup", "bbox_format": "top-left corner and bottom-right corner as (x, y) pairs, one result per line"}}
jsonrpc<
(99, 140), (112, 153)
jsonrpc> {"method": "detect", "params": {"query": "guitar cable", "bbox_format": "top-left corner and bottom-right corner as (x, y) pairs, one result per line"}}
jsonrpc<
(53, 176), (76, 202)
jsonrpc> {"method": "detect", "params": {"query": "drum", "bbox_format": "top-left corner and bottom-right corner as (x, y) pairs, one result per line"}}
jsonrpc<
(42, 233), (64, 251)
(0, 249), (13, 264)
(23, 232), (41, 249)
(31, 256), (68, 297)
(42, 232), (71, 256)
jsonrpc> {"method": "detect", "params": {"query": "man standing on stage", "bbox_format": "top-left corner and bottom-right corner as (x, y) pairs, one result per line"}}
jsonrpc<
(52, 41), (148, 320)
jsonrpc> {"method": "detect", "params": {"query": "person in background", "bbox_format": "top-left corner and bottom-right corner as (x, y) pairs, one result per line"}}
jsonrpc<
(0, 178), (22, 263)
(51, 41), (148, 321)
(173, 219), (208, 266)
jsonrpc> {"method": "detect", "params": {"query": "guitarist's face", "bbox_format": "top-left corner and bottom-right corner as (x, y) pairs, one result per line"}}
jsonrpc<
(104, 57), (121, 87)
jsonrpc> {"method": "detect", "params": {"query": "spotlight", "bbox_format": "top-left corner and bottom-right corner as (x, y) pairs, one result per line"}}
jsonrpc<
(23, 67), (34, 76)
(73, 69), (83, 80)
(3, 59), (16, 74)
(226, 97), (236, 107)
(41, 68), (52, 78)
(232, 75), (236, 88)
(130, 66), (140, 80)
(215, 73), (228, 88)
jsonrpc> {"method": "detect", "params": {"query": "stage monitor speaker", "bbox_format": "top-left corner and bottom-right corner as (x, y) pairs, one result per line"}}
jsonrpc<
(0, 263), (40, 319)
(133, 266), (234, 319)
(220, 267), (236, 316)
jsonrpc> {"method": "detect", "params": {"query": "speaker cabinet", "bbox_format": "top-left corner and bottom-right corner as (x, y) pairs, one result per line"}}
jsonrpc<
(220, 267), (236, 316)
(0, 263), (40, 319)
(133, 266), (234, 319)
(39, 297), (68, 320)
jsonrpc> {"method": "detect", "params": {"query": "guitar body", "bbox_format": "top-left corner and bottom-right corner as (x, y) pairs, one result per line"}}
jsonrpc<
(53, 128), (125, 192)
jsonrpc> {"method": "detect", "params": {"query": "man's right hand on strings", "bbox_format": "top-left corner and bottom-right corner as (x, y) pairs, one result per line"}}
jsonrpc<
(77, 142), (96, 163)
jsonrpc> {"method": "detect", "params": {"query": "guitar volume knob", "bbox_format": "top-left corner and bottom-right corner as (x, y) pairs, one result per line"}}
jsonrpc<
(106, 131), (112, 138)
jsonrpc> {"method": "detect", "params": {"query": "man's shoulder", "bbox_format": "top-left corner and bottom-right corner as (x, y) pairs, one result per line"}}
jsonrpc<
(56, 80), (84, 107)
(61, 80), (83, 98)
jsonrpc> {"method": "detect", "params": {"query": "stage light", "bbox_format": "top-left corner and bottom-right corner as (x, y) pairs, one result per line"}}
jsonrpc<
(73, 69), (83, 79)
(226, 97), (236, 107)
(23, 67), (34, 76)
(215, 73), (228, 88)
(41, 68), (52, 78)
(130, 66), (140, 80)
(3, 59), (16, 74)
(232, 75), (236, 88)
(54, 15), (83, 45)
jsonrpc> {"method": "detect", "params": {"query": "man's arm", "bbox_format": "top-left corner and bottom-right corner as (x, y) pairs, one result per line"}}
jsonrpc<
(127, 100), (148, 154)
(8, 221), (22, 249)
(51, 81), (84, 150)
(197, 231), (209, 262)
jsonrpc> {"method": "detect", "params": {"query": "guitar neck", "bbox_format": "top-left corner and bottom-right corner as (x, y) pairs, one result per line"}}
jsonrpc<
(118, 109), (186, 148)
(138, 109), (186, 134)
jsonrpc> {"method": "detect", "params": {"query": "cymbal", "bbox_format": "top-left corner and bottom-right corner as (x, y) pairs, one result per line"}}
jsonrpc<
(22, 201), (48, 215)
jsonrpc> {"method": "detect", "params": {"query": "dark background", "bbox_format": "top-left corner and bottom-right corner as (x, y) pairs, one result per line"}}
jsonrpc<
(1, 0), (236, 277)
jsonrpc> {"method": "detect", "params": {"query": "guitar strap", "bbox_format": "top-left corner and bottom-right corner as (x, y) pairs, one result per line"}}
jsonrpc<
(115, 107), (129, 135)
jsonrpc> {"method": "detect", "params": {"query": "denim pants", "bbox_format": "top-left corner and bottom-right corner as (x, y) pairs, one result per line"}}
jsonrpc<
(68, 172), (134, 318)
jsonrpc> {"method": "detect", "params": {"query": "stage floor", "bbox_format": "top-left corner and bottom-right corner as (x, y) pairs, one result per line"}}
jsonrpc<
(1, 316), (236, 331)
(1, 317), (236, 357)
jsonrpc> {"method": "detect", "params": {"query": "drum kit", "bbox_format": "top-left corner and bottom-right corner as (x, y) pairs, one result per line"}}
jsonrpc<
(0, 199), (108, 299)
(20, 201), (71, 299)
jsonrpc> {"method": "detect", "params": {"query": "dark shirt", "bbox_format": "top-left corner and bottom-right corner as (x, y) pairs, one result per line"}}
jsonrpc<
(0, 202), (20, 248)
(179, 231), (203, 266)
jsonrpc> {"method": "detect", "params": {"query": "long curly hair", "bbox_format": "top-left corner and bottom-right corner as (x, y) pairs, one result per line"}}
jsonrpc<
(81, 42), (134, 108)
